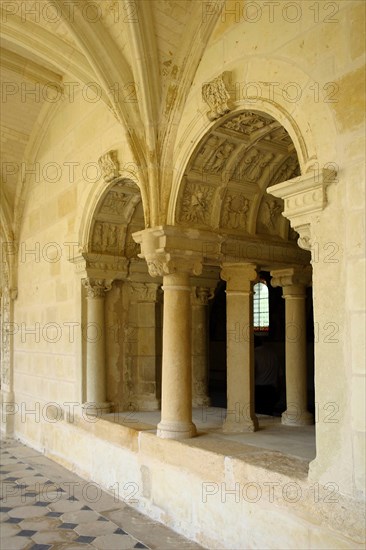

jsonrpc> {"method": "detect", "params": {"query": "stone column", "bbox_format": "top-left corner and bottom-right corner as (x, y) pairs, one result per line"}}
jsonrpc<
(271, 268), (313, 426)
(158, 270), (197, 438)
(0, 285), (17, 436)
(191, 286), (212, 407)
(132, 226), (221, 439)
(128, 282), (162, 411)
(221, 263), (258, 433)
(82, 278), (113, 415)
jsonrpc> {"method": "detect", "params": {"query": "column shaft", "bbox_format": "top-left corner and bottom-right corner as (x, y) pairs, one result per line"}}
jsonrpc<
(157, 272), (196, 439)
(83, 278), (112, 415)
(221, 264), (258, 433)
(192, 287), (211, 407)
(282, 285), (313, 425)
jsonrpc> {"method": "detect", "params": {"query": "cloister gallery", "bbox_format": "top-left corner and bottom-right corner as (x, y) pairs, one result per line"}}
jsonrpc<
(0, 1), (365, 548)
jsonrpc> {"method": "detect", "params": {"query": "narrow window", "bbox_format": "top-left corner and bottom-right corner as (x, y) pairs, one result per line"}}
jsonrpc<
(253, 281), (269, 333)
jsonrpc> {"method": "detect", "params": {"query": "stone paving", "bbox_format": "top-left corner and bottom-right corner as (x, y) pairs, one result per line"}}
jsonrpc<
(0, 438), (203, 550)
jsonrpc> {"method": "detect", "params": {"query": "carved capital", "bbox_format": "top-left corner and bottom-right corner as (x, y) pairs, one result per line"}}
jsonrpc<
(82, 278), (113, 299)
(129, 282), (161, 302)
(133, 226), (221, 277)
(267, 167), (337, 252)
(221, 262), (258, 292)
(270, 267), (312, 290)
(202, 72), (232, 121)
(98, 150), (119, 182)
(192, 286), (214, 306)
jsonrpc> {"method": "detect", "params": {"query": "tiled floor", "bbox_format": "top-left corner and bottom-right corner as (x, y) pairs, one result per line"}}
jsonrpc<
(0, 438), (203, 550)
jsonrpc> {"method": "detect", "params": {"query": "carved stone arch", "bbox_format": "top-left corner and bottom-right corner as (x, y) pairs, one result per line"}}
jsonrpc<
(173, 108), (304, 249)
(168, 97), (317, 227)
(77, 150), (145, 256)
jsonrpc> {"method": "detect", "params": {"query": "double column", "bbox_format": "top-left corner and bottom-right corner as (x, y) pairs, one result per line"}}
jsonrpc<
(82, 278), (113, 416)
(221, 263), (258, 433)
(271, 268), (313, 426)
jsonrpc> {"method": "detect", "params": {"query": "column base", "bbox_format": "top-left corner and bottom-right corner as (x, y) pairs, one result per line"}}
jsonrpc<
(82, 402), (113, 417)
(157, 420), (197, 439)
(135, 397), (161, 412)
(281, 409), (314, 426)
(222, 416), (258, 433)
(193, 396), (211, 407)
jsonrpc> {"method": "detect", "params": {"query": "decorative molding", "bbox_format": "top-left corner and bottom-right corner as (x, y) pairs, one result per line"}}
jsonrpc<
(202, 72), (232, 121)
(267, 167), (337, 251)
(98, 150), (120, 182)
(82, 278), (113, 299)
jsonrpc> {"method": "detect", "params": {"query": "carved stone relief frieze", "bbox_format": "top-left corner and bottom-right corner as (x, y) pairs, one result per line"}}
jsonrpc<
(222, 111), (273, 135)
(221, 193), (251, 231)
(204, 141), (235, 174)
(92, 221), (124, 254)
(272, 156), (300, 184)
(257, 198), (284, 235)
(99, 191), (130, 217)
(179, 182), (214, 225)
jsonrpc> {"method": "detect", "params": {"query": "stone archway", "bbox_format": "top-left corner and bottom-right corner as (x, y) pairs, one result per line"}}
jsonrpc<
(70, 160), (163, 416)
(173, 109), (314, 432)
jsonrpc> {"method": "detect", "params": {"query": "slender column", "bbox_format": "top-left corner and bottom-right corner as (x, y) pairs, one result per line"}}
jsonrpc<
(271, 268), (313, 426)
(221, 263), (258, 433)
(192, 287), (212, 407)
(82, 278), (113, 416)
(157, 271), (196, 438)
(0, 286), (17, 436)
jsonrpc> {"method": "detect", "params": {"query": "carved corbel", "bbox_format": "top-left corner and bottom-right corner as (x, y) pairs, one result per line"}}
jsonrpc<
(267, 167), (337, 252)
(202, 72), (232, 121)
(98, 150), (119, 182)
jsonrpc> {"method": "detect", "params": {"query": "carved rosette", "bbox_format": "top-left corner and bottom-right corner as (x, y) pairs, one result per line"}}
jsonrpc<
(179, 182), (214, 226)
(82, 278), (113, 298)
(202, 72), (232, 121)
(98, 150), (119, 182)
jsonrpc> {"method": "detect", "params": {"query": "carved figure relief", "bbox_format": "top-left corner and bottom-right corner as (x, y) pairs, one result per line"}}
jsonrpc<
(232, 148), (260, 181)
(100, 191), (129, 216)
(266, 199), (283, 228)
(202, 73), (231, 121)
(274, 156), (300, 183)
(246, 151), (274, 182)
(98, 150), (119, 182)
(223, 112), (271, 135)
(205, 142), (234, 174)
(222, 193), (250, 230)
(180, 183), (214, 225)
(92, 222), (124, 254)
